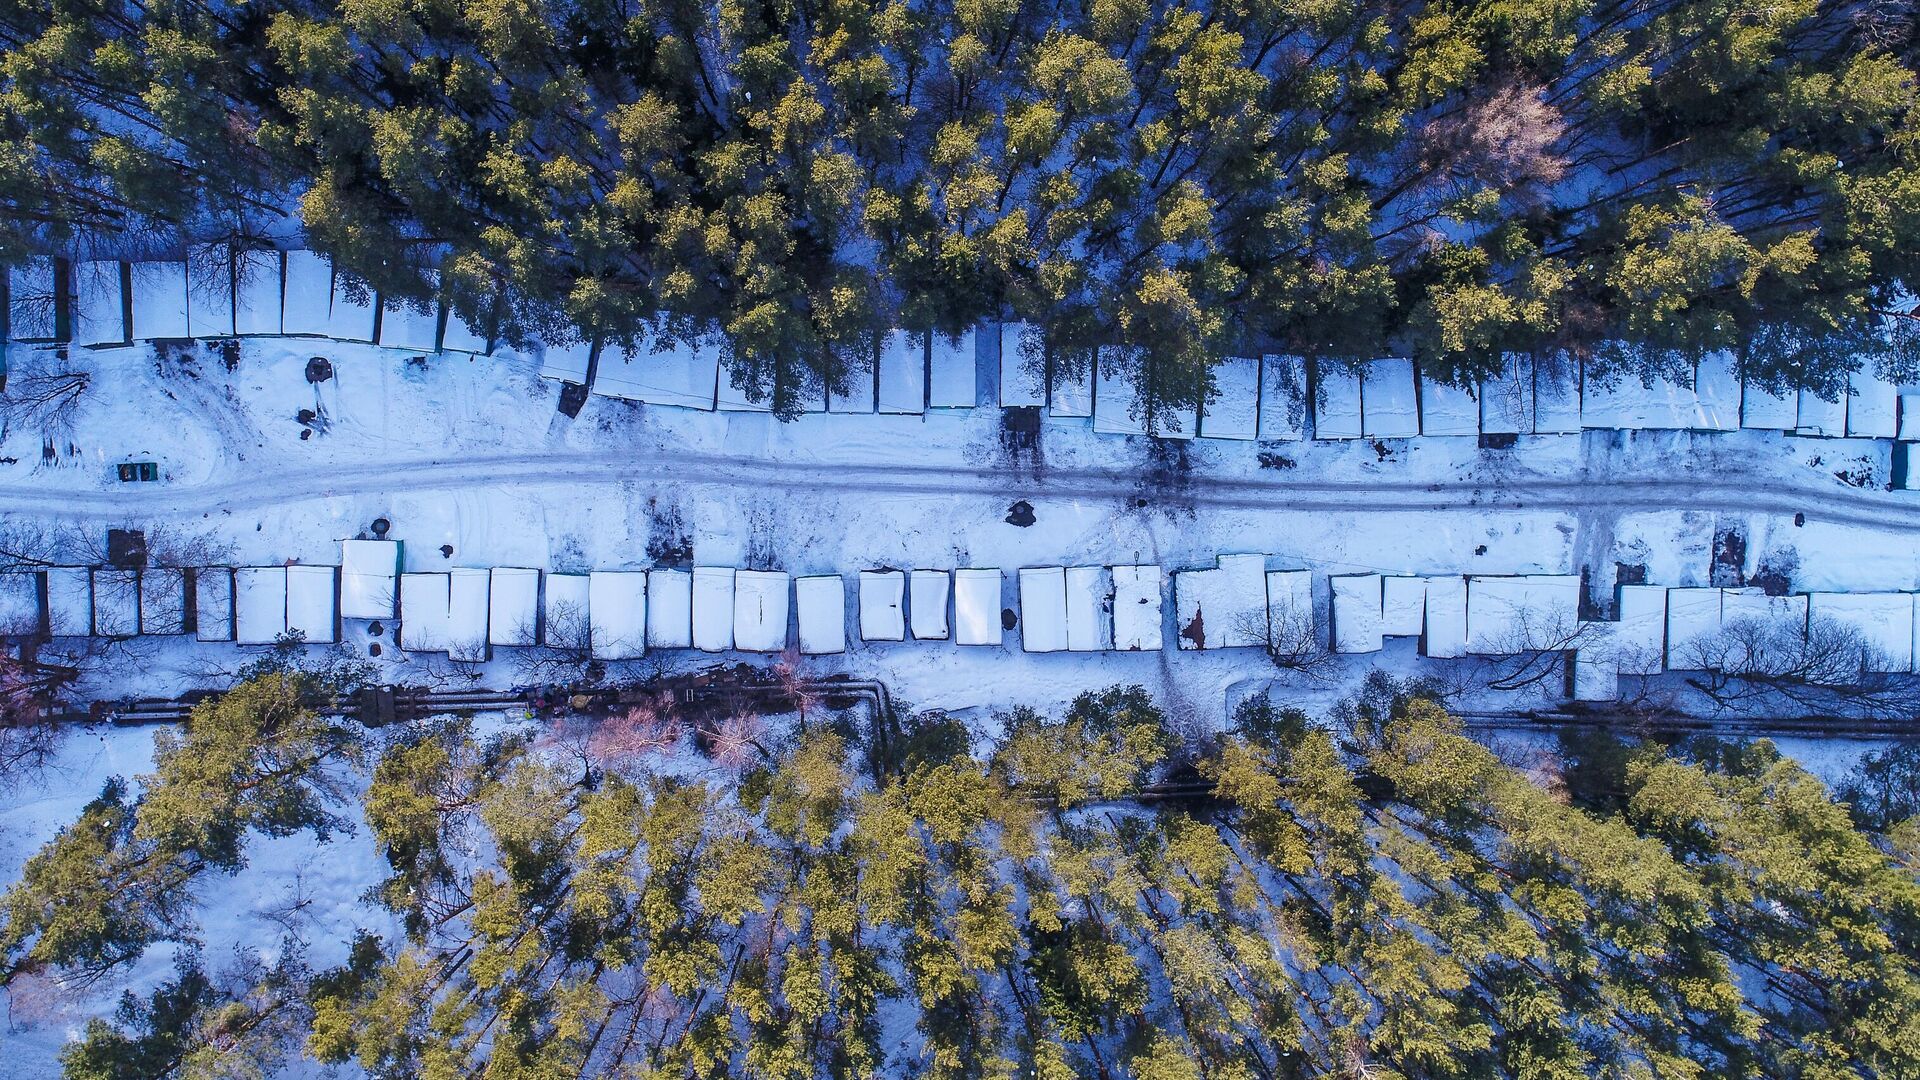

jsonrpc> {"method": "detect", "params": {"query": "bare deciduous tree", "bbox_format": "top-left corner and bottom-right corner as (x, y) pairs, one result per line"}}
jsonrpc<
(1681, 615), (1920, 717)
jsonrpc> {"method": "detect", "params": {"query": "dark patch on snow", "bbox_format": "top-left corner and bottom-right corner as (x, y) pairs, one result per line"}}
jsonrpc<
(647, 499), (695, 565)
(1794, 512), (1805, 527)
(1614, 562), (1648, 588)
(1180, 609), (1206, 649)
(1371, 440), (1396, 461)
(1478, 432), (1518, 450)
(368, 642), (382, 657)
(1005, 500), (1035, 527)
(107, 528), (147, 569)
(218, 340), (241, 371)
(558, 381), (588, 418)
(305, 357), (333, 384)
(1257, 452), (1297, 470)
(1710, 528), (1746, 587)
(1577, 565), (1602, 621)
(1750, 547), (1799, 596)
(1001, 608), (1018, 631)
(368, 621), (385, 637)
(1474, 545), (1488, 556)
(439, 544), (454, 559)
(998, 407), (1044, 475)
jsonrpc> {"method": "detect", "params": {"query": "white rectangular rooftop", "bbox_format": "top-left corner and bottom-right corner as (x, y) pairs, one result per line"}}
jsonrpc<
(1064, 566), (1112, 651)
(999, 321), (1046, 407)
(6, 258), (56, 340)
(1422, 575), (1467, 658)
(1465, 575), (1581, 655)
(446, 568), (490, 661)
(1613, 585), (1667, 675)
(46, 568), (91, 638)
(129, 261), (190, 340)
(1018, 567), (1069, 653)
(234, 567), (287, 646)
(233, 250), (283, 336)
(0, 573), (39, 636)
(734, 570), (790, 652)
(589, 570), (649, 659)
(1419, 374), (1480, 436)
(692, 567), (735, 651)
(1265, 569), (1312, 648)
(1479, 355), (1533, 435)
(341, 539), (399, 620)
(1199, 356), (1258, 440)
(1361, 359), (1419, 438)
(1112, 565), (1163, 651)
(281, 252), (332, 336)
(1314, 365), (1363, 439)
(1175, 554), (1267, 650)
(909, 570), (950, 640)
(1380, 576), (1425, 637)
(795, 575), (846, 655)
(876, 330), (926, 414)
(1330, 573), (1383, 653)
(542, 573), (591, 650)
(399, 573), (451, 653)
(71, 260), (127, 345)
(489, 568), (540, 647)
(286, 565), (338, 644)
(194, 568), (233, 642)
(139, 568), (186, 635)
(645, 569), (692, 649)
(859, 569), (905, 642)
(954, 569), (1002, 646)
(1257, 355), (1308, 440)
(928, 329), (976, 408)
(1810, 592), (1912, 672)
(1664, 587), (1722, 669)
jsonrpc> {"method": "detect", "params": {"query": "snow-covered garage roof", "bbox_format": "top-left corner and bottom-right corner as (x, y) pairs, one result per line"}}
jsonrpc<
(795, 575), (845, 654)
(1380, 576), (1425, 637)
(1465, 575), (1580, 655)
(1018, 567), (1068, 653)
(72, 260), (127, 345)
(186, 248), (234, 339)
(645, 569), (691, 649)
(1479, 355), (1533, 435)
(1265, 569), (1311, 646)
(1064, 566), (1111, 652)
(92, 569), (140, 637)
(1418, 374), (1480, 436)
(1330, 573), (1383, 654)
(1422, 575), (1467, 658)
(1741, 380), (1798, 430)
(859, 570), (905, 642)
(1199, 356), (1258, 440)
(692, 567), (736, 652)
(45, 568), (91, 638)
(586, 571), (646, 660)
(1810, 592), (1913, 672)
(0, 573), (39, 636)
(6, 258), (56, 340)
(194, 568), (233, 642)
(595, 338), (719, 409)
(399, 573), (450, 653)
(1314, 365), (1362, 439)
(234, 567), (287, 646)
(282, 252), (332, 336)
(233, 250), (282, 337)
(1050, 353), (1094, 418)
(1258, 355), (1308, 440)
(286, 565), (338, 644)
(1361, 359), (1418, 438)
(1533, 358), (1582, 433)
(1612, 584), (1667, 675)
(734, 570), (790, 652)
(446, 567), (489, 661)
(1796, 388), (1846, 437)
(488, 568), (540, 647)
(909, 570), (950, 640)
(542, 573), (591, 650)
(954, 569), (1003, 646)
(1000, 321), (1045, 407)
(1847, 368), (1899, 438)
(1692, 352), (1741, 431)
(877, 330), (925, 415)
(1112, 565), (1163, 651)
(341, 539), (399, 620)
(140, 568), (186, 635)
(129, 261), (190, 340)
(1664, 587), (1722, 670)
(928, 328), (976, 408)
(1175, 554), (1267, 650)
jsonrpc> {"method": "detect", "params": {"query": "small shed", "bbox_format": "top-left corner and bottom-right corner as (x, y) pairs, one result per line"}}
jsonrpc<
(877, 330), (926, 415)
(1018, 567), (1069, 653)
(90, 569), (139, 637)
(488, 568), (540, 647)
(1257, 355), (1308, 440)
(129, 261), (190, 340)
(233, 250), (283, 336)
(286, 565), (338, 644)
(46, 568), (92, 637)
(1313, 364), (1363, 439)
(542, 573), (591, 650)
(399, 573), (451, 653)
(1465, 575), (1580, 655)
(1613, 585), (1667, 675)
(586, 571), (646, 660)
(928, 328), (977, 408)
(1361, 359), (1419, 438)
(1199, 356), (1259, 440)
(692, 567), (736, 652)
(859, 569), (906, 642)
(446, 568), (490, 661)
(909, 570), (950, 640)
(795, 575), (846, 655)
(1330, 573), (1383, 654)
(1112, 565), (1163, 651)
(1000, 321), (1046, 407)
(1809, 592), (1913, 672)
(71, 260), (128, 346)
(234, 567), (288, 645)
(1064, 566), (1112, 652)
(379, 294), (440, 353)
(645, 569), (692, 649)
(1418, 374), (1480, 436)
(1421, 575), (1467, 658)
(326, 270), (377, 342)
(953, 569), (1003, 646)
(1175, 554), (1268, 650)
(140, 568), (187, 635)
(1664, 586), (1723, 669)
(194, 568), (233, 642)
(341, 539), (400, 620)
(1479, 355), (1533, 435)
(281, 252), (332, 336)
(734, 570), (790, 652)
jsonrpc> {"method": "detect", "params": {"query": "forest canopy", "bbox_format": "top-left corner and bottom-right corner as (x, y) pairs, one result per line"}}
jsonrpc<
(2, 0), (1919, 415)
(3, 674), (1919, 1077)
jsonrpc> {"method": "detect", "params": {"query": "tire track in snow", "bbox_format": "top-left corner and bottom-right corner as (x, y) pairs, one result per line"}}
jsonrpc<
(1, 450), (1916, 532)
